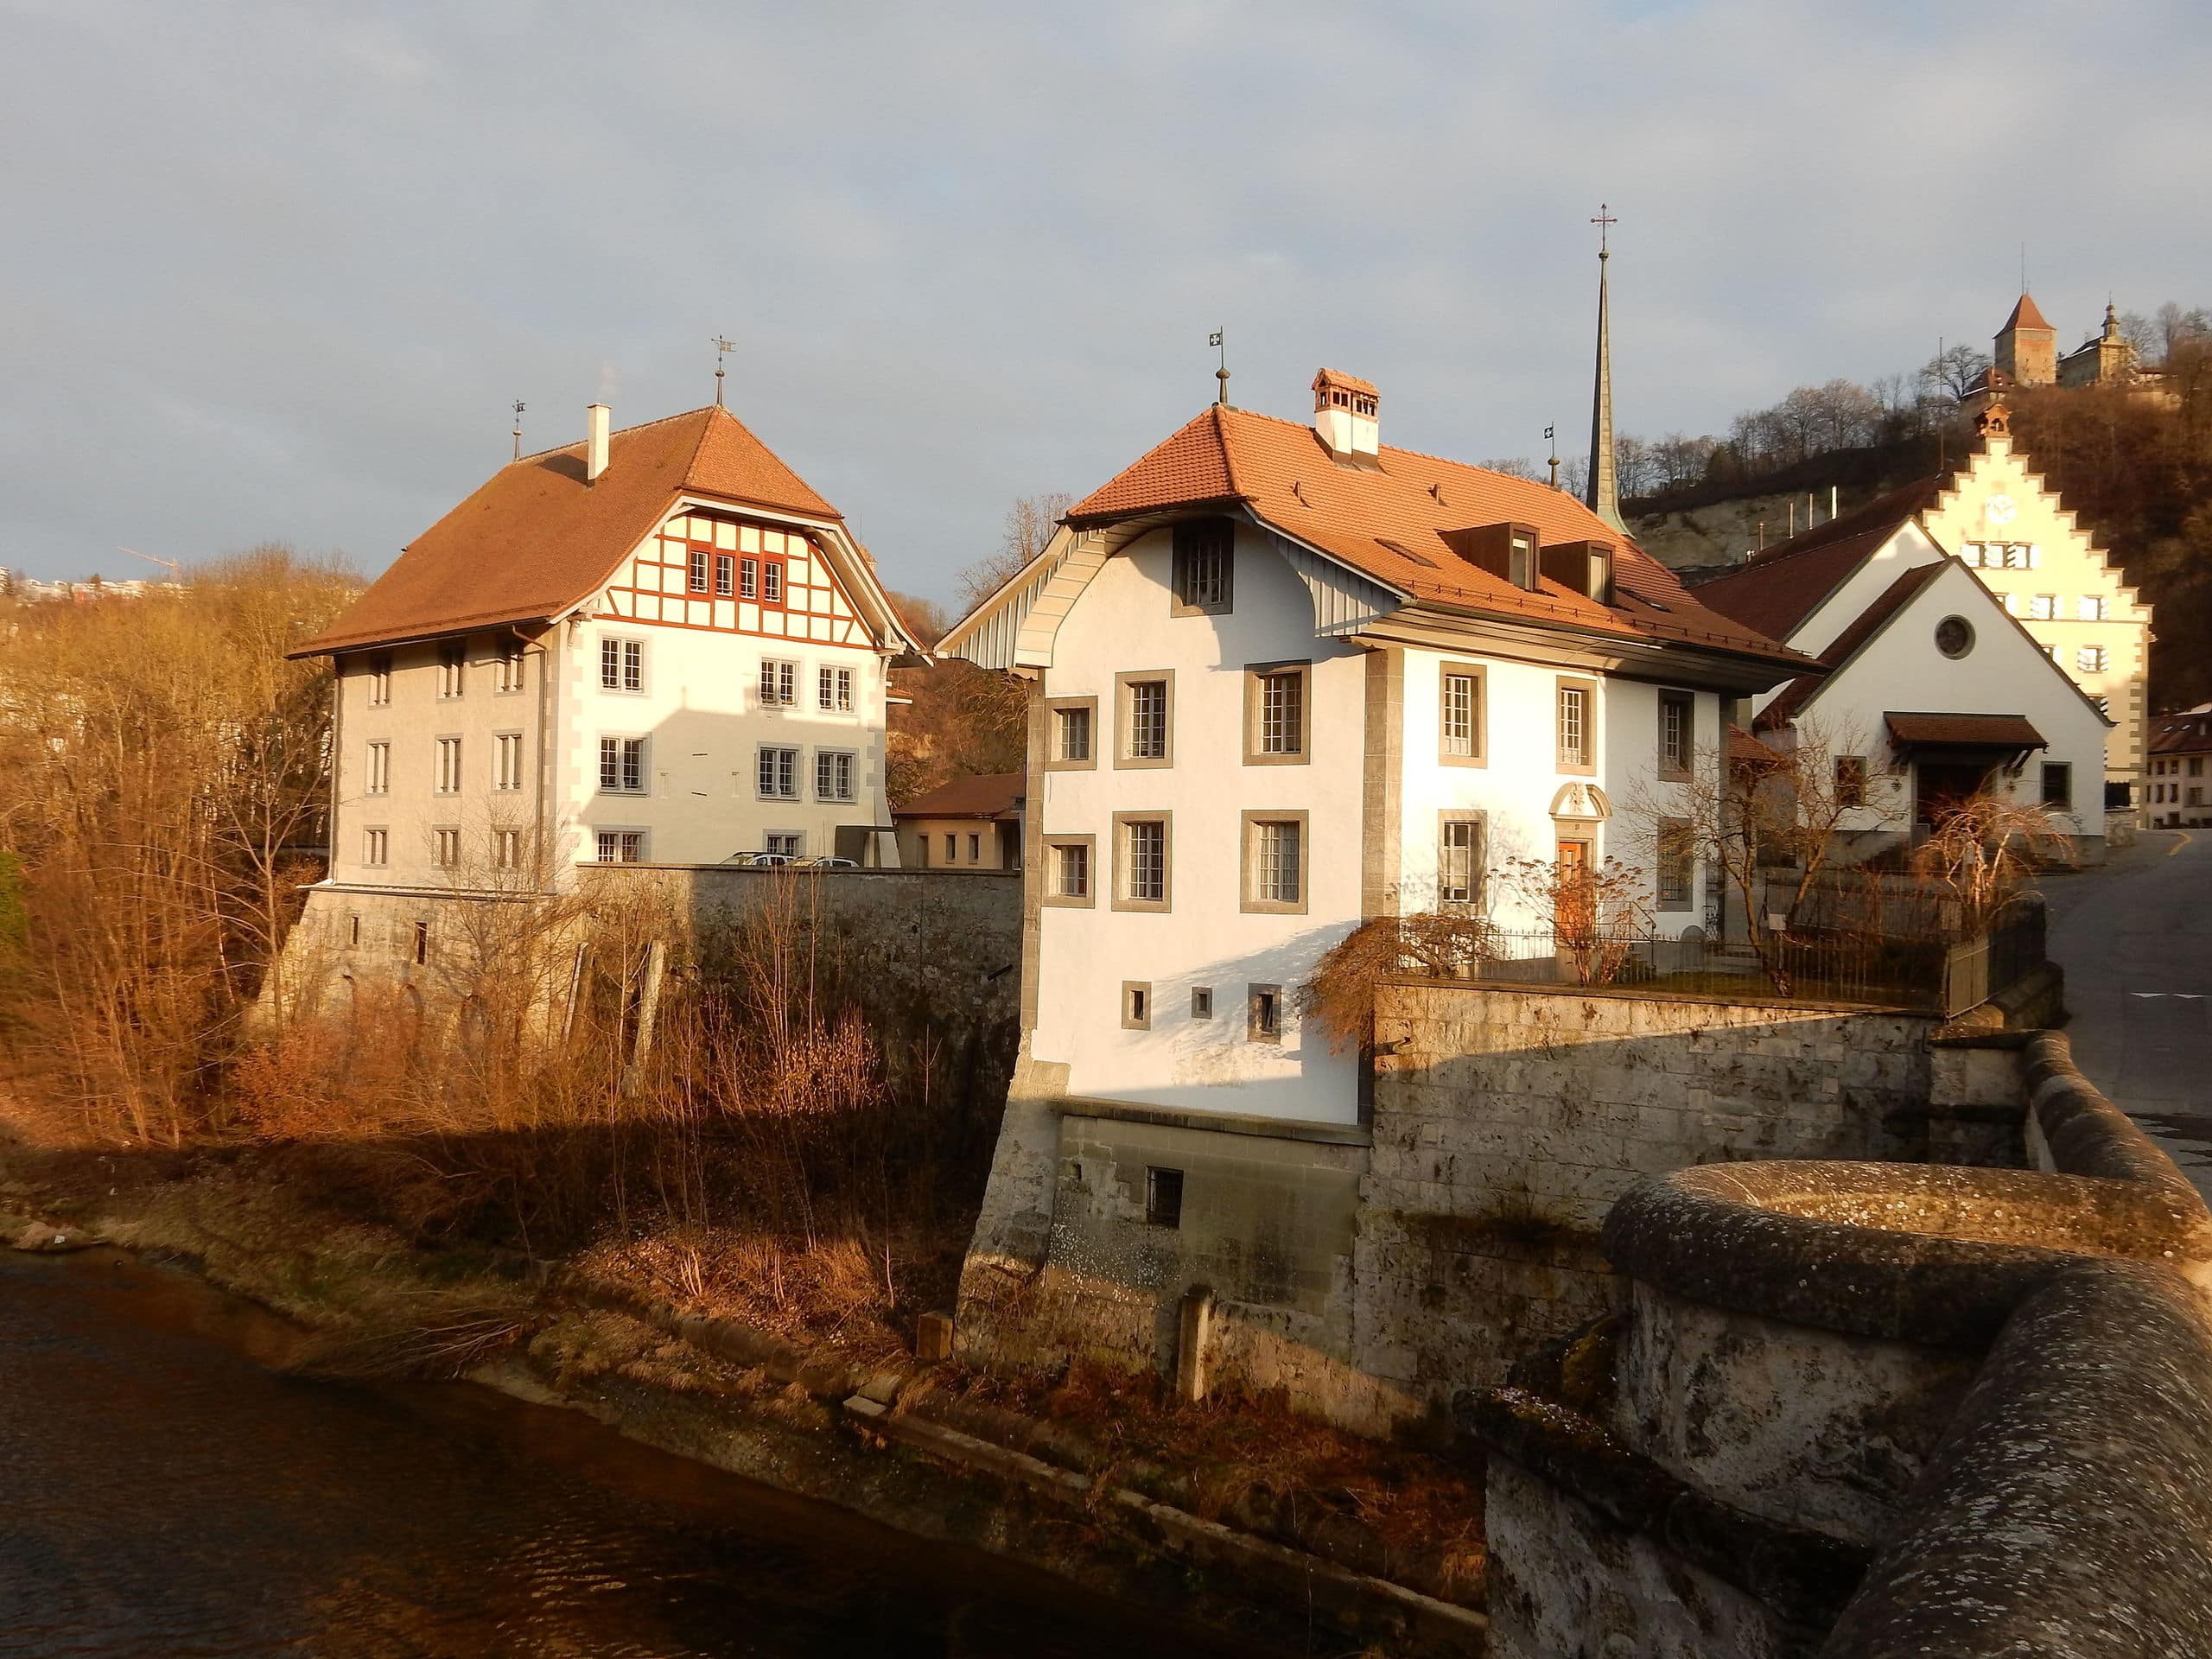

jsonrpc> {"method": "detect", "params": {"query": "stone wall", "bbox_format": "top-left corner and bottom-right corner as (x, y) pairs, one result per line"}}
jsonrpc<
(1359, 983), (1942, 1401)
(1472, 1031), (2212, 1659)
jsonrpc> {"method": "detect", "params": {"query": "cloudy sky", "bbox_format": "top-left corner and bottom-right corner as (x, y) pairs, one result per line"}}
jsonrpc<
(3, 1), (2206, 602)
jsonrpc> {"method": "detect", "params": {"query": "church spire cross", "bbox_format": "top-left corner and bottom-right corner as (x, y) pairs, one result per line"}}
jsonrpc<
(1592, 203), (1618, 258)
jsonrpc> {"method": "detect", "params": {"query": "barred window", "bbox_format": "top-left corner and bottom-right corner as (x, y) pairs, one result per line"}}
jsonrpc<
(1171, 518), (1233, 613)
(599, 736), (645, 793)
(757, 746), (799, 799)
(1439, 817), (1483, 906)
(816, 750), (855, 802)
(760, 659), (798, 706)
(1441, 671), (1480, 759)
(1122, 818), (1166, 905)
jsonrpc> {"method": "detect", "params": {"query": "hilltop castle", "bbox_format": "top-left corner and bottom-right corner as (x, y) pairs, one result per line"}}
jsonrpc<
(1974, 292), (2146, 397)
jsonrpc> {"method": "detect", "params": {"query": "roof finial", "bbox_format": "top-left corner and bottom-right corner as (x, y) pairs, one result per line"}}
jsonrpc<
(1585, 204), (1626, 534)
(711, 335), (736, 407)
(1210, 327), (1230, 406)
(512, 399), (525, 461)
(2020, 242), (2029, 295)
(1546, 423), (1560, 490)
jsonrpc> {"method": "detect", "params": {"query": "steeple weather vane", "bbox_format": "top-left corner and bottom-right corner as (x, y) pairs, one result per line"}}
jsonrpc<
(1210, 328), (1230, 406)
(712, 336), (736, 407)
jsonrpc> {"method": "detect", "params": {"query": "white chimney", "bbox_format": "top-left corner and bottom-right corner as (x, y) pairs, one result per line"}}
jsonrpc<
(1311, 369), (1379, 461)
(586, 404), (611, 482)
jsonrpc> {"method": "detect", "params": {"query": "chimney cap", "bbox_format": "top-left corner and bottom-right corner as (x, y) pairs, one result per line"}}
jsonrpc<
(1312, 368), (1378, 416)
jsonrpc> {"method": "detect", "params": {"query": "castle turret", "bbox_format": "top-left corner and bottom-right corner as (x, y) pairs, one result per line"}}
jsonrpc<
(1993, 292), (2058, 388)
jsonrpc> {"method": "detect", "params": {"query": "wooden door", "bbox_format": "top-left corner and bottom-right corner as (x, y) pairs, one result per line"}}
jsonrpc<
(1556, 837), (1595, 939)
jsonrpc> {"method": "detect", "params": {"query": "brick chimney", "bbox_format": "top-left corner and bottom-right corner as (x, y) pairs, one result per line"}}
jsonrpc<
(586, 404), (611, 483)
(1312, 369), (1379, 461)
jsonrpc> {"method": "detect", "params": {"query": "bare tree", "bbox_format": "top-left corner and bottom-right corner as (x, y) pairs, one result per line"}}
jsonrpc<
(959, 492), (1071, 612)
(1921, 344), (1992, 405)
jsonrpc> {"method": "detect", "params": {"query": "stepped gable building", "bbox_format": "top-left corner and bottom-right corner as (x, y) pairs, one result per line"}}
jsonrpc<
(1696, 472), (2110, 862)
(1693, 404), (2151, 806)
(294, 401), (920, 894)
(938, 369), (1813, 1413)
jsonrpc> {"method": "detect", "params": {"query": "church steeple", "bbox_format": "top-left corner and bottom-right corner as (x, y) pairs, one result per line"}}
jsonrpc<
(1585, 204), (1626, 535)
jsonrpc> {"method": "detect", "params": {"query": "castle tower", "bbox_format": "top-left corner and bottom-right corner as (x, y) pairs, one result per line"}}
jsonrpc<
(1584, 208), (1626, 535)
(1993, 292), (2058, 388)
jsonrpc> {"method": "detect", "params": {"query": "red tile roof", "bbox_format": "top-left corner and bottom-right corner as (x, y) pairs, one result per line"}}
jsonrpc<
(2002, 293), (2056, 334)
(890, 771), (1024, 819)
(2150, 711), (2212, 757)
(297, 406), (844, 656)
(1066, 404), (1808, 669)
(1754, 563), (1948, 730)
(1885, 712), (2047, 750)
(1693, 476), (1945, 643)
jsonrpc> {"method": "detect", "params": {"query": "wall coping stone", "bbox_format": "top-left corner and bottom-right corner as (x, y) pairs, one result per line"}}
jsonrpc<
(1381, 974), (1935, 1017)
(1057, 1097), (1373, 1148)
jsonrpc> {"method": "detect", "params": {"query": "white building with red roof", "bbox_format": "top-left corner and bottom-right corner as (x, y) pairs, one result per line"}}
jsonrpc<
(939, 370), (1813, 1128)
(292, 401), (920, 903)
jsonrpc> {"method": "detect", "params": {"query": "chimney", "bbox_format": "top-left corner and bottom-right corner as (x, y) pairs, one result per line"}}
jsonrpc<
(1311, 369), (1379, 461)
(586, 404), (611, 483)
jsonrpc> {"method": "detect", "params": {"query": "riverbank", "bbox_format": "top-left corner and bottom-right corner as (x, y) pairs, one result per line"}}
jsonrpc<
(0, 1122), (1487, 1656)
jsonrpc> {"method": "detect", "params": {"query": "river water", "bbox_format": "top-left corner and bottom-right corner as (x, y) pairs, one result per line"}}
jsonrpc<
(0, 1251), (1263, 1658)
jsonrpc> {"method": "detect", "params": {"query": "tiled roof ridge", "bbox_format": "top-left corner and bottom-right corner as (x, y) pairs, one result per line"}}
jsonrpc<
(1222, 404), (1587, 504)
(1212, 403), (1246, 499)
(512, 405), (707, 468)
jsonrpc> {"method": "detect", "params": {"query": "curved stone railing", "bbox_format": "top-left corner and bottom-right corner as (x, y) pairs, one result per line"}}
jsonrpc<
(1475, 1031), (2212, 1659)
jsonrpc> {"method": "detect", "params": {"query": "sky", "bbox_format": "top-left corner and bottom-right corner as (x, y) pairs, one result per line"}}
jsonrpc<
(3, 1), (2207, 604)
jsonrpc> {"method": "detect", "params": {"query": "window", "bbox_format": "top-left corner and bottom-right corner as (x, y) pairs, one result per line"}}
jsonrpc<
(494, 828), (522, 871)
(435, 737), (462, 794)
(2030, 594), (2057, 620)
(1440, 664), (1485, 765)
(688, 548), (709, 593)
(2080, 595), (2107, 621)
(1116, 672), (1173, 767)
(943, 832), (957, 863)
(1114, 814), (1171, 912)
(715, 552), (734, 597)
(1556, 678), (1595, 772)
(1046, 698), (1096, 770)
(1935, 616), (1974, 659)
(1248, 984), (1281, 1043)
(1170, 518), (1233, 615)
(1145, 1166), (1184, 1229)
(2041, 762), (2073, 810)
(413, 921), (429, 965)
(1834, 754), (1867, 809)
(1044, 836), (1093, 905)
(493, 733), (524, 791)
(433, 827), (461, 868)
(1510, 531), (1539, 592)
(818, 665), (854, 711)
(2194, 759), (2206, 778)
(367, 652), (392, 705)
(1241, 812), (1306, 914)
(436, 642), (466, 699)
(594, 830), (645, 863)
(1122, 980), (1152, 1031)
(2094, 696), (2111, 718)
(600, 736), (646, 793)
(601, 637), (644, 692)
(1656, 817), (1694, 909)
(760, 659), (798, 707)
(2078, 645), (2109, 673)
(766, 833), (803, 859)
(740, 557), (760, 600)
(365, 741), (390, 795)
(346, 913), (361, 949)
(494, 644), (525, 694)
(1191, 987), (1214, 1020)
(757, 746), (799, 799)
(1245, 662), (1309, 763)
(967, 832), (982, 861)
(816, 750), (855, 802)
(764, 562), (784, 604)
(363, 826), (388, 867)
(1439, 816), (1484, 906)
(1658, 690), (1694, 779)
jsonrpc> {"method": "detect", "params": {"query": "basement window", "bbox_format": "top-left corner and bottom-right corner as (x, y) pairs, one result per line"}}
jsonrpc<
(1146, 1166), (1184, 1229)
(1122, 980), (1152, 1031)
(1191, 986), (1213, 1020)
(1248, 983), (1282, 1043)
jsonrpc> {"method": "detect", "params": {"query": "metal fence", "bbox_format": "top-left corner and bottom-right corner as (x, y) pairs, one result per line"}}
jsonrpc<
(1437, 898), (2046, 1016)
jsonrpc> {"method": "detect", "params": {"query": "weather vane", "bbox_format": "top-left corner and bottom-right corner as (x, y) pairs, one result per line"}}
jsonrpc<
(512, 399), (525, 461)
(712, 336), (737, 406)
(1210, 327), (1230, 406)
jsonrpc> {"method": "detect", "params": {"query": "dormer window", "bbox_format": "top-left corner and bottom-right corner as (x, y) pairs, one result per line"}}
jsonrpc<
(1171, 518), (1234, 615)
(1510, 532), (1539, 591)
(1442, 521), (1543, 591)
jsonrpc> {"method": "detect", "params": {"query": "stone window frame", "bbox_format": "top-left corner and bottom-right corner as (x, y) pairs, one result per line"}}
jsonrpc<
(1243, 659), (1312, 766)
(1239, 809), (1310, 915)
(1168, 518), (1235, 618)
(1247, 982), (1283, 1044)
(1045, 696), (1098, 772)
(1111, 810), (1173, 913)
(434, 734), (464, 795)
(363, 825), (389, 868)
(1437, 810), (1486, 908)
(1122, 979), (1153, 1031)
(492, 730), (525, 792)
(1041, 833), (1095, 907)
(2041, 761), (2073, 811)
(1554, 677), (1598, 776)
(1114, 670), (1176, 769)
(1655, 816), (1695, 911)
(1190, 986), (1214, 1020)
(365, 740), (391, 796)
(1656, 688), (1695, 781)
(1438, 660), (1487, 768)
(598, 733), (649, 796)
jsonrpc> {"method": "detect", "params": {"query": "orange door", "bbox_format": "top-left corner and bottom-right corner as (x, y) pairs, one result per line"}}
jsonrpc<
(1557, 838), (1595, 938)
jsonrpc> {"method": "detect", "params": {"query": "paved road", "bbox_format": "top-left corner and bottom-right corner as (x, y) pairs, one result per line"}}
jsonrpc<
(2039, 829), (2212, 1202)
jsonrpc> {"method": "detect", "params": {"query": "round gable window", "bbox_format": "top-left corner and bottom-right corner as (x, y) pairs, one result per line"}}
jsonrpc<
(1935, 616), (1974, 658)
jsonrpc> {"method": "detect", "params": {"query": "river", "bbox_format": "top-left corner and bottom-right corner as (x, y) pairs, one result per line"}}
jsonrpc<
(0, 1250), (1265, 1658)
